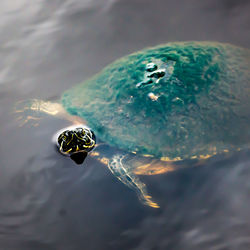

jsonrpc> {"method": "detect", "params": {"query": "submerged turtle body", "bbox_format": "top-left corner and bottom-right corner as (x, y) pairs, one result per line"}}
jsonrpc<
(16, 41), (250, 208)
(62, 41), (250, 160)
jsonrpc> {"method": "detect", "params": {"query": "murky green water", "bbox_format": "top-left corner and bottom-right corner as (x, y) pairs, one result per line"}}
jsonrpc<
(0, 1), (250, 249)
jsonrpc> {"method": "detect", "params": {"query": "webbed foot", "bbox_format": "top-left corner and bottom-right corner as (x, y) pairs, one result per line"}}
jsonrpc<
(14, 99), (44, 127)
(108, 154), (160, 208)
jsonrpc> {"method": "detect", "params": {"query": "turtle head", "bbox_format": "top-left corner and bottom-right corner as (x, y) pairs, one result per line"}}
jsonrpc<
(57, 127), (96, 156)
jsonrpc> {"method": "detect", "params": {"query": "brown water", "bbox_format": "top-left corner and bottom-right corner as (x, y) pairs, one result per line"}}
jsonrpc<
(0, 1), (250, 249)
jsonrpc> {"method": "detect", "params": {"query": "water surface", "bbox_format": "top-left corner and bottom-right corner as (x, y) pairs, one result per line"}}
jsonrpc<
(0, 0), (250, 249)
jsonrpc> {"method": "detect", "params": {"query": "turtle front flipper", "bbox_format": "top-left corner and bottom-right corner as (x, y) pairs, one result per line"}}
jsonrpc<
(14, 99), (84, 127)
(108, 154), (160, 208)
(14, 99), (45, 127)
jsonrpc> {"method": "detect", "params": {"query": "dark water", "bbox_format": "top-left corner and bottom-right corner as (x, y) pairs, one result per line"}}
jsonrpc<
(0, 1), (250, 249)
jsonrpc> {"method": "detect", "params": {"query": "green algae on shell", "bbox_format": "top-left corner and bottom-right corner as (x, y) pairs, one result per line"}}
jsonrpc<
(61, 42), (250, 160)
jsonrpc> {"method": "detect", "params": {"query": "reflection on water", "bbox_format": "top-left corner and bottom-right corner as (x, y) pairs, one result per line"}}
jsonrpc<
(0, 0), (250, 249)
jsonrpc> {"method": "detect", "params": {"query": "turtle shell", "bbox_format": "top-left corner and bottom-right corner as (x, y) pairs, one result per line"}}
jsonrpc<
(61, 42), (250, 159)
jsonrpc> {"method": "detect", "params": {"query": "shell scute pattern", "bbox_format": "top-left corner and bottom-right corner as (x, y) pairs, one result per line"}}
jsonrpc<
(62, 42), (250, 160)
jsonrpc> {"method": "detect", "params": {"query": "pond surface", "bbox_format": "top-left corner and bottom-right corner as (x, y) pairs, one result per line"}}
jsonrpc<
(0, 1), (250, 249)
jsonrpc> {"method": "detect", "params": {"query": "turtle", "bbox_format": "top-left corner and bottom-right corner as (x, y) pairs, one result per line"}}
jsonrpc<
(15, 41), (250, 208)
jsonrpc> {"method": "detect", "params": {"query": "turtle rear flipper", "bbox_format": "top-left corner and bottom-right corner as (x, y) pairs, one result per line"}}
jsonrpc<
(108, 154), (160, 208)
